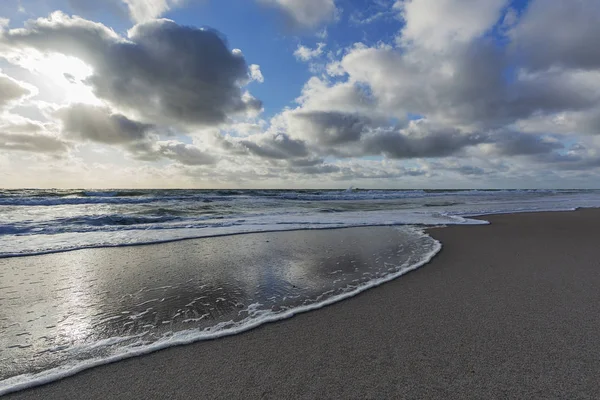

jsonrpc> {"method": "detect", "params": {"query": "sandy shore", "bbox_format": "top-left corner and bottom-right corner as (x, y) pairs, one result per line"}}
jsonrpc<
(7, 209), (600, 399)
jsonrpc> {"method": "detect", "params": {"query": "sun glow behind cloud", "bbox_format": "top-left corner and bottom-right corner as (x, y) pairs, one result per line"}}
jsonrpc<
(12, 52), (100, 105)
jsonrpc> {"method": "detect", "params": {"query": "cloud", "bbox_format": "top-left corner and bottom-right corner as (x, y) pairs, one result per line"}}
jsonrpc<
(287, 163), (340, 175)
(361, 122), (486, 159)
(56, 103), (154, 144)
(395, 0), (508, 50)
(218, 131), (310, 160)
(329, 39), (600, 131)
(488, 131), (564, 157)
(67, 0), (185, 23)
(290, 111), (369, 145)
(328, 159), (432, 180)
(240, 132), (309, 159)
(0, 132), (69, 153)
(152, 141), (218, 165)
(0, 121), (69, 153)
(237, 102), (570, 167)
(1, 13), (262, 127)
(53, 103), (220, 166)
(294, 42), (325, 61)
(529, 142), (600, 171)
(249, 64), (264, 83)
(295, 77), (375, 115)
(260, 0), (338, 30)
(510, 0), (600, 71)
(349, 8), (393, 26)
(3, 0), (600, 185)
(451, 165), (486, 176)
(215, 0), (600, 178)
(123, 0), (181, 23)
(250, 109), (488, 161)
(0, 73), (35, 109)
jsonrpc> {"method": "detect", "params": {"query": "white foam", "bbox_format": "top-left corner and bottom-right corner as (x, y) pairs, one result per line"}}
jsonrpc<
(3, 190), (600, 259)
(0, 209), (481, 258)
(0, 228), (441, 396)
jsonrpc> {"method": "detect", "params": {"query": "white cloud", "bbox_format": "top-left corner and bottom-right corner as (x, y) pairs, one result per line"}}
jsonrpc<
(294, 42), (326, 61)
(123, 0), (176, 22)
(395, 0), (508, 50)
(295, 76), (375, 115)
(316, 28), (328, 39)
(249, 64), (264, 83)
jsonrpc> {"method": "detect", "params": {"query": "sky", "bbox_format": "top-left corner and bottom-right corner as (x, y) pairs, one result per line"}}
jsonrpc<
(0, 0), (599, 189)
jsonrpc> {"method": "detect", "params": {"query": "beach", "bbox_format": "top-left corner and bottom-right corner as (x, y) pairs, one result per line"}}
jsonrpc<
(6, 209), (600, 399)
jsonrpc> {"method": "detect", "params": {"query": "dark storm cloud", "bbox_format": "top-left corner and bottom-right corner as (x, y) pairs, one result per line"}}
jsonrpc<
(1, 13), (261, 126)
(56, 104), (154, 144)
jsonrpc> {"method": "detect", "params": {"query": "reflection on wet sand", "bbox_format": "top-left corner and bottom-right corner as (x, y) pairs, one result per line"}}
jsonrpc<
(1, 226), (437, 382)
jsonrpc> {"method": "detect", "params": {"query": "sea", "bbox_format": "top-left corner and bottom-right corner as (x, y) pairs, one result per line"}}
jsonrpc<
(1, 188), (600, 394)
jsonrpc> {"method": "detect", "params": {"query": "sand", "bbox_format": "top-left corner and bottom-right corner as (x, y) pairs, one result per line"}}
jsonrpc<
(6, 209), (600, 399)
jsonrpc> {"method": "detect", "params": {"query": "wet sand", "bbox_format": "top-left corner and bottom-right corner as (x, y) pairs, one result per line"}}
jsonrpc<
(7, 209), (600, 399)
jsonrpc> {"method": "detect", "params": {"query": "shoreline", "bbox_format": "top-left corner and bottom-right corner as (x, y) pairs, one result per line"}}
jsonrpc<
(5, 205), (594, 260)
(6, 208), (600, 399)
(1, 226), (440, 396)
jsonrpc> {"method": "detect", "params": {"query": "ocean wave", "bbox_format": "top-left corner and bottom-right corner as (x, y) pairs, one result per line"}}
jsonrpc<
(68, 214), (181, 226)
(1, 189), (600, 258)
(0, 188), (585, 206)
(0, 210), (485, 258)
(0, 214), (183, 234)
